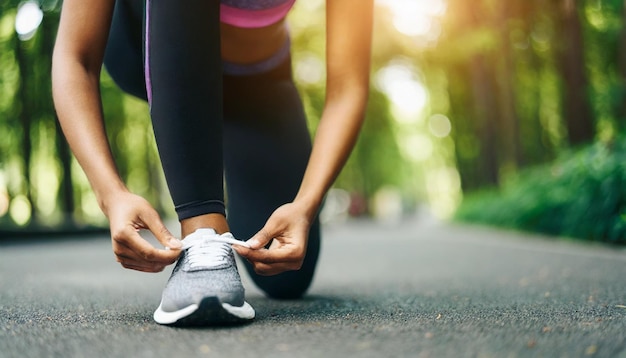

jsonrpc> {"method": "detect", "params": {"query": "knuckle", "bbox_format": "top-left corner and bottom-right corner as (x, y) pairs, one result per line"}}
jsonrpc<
(111, 227), (133, 244)
(111, 231), (125, 243)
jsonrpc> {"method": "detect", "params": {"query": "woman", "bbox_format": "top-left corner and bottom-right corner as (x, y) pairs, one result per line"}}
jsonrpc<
(52, 0), (373, 326)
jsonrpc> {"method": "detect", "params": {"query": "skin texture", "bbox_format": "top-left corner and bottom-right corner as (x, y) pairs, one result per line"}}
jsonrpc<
(52, 0), (373, 275)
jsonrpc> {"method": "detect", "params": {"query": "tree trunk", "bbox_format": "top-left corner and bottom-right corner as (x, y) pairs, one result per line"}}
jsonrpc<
(469, 54), (500, 187)
(55, 115), (75, 220)
(615, 0), (626, 129)
(495, 1), (523, 170)
(14, 38), (35, 223)
(558, 0), (595, 146)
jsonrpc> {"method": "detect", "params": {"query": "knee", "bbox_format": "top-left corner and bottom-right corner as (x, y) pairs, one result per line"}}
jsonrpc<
(245, 266), (315, 300)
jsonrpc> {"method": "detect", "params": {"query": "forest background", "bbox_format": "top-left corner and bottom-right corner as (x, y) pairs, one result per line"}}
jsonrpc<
(1, 0), (625, 245)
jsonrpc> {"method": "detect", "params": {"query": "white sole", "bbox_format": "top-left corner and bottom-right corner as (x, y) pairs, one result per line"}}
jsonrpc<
(153, 299), (255, 326)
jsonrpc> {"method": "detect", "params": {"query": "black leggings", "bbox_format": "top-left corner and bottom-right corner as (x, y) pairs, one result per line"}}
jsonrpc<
(103, 0), (319, 299)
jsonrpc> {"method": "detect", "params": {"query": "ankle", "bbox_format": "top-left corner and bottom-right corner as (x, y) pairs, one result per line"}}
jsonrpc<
(181, 213), (230, 238)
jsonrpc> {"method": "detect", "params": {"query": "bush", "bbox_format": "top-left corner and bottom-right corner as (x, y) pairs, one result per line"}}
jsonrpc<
(455, 140), (626, 245)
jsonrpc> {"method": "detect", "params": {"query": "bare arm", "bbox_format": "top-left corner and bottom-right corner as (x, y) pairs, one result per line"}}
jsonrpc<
(52, 0), (180, 271)
(234, 0), (373, 274)
(52, 0), (123, 206)
(294, 0), (373, 217)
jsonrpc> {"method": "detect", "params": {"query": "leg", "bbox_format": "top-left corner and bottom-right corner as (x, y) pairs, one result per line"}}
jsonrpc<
(145, 0), (227, 231)
(103, 0), (254, 326)
(105, 0), (227, 235)
(145, 0), (256, 326)
(223, 63), (321, 299)
(103, 0), (147, 100)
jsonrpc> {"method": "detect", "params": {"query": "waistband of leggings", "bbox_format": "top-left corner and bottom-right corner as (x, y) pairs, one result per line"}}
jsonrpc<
(222, 36), (291, 76)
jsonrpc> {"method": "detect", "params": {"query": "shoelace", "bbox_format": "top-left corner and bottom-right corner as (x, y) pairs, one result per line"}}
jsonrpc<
(183, 239), (230, 269)
(182, 232), (249, 269)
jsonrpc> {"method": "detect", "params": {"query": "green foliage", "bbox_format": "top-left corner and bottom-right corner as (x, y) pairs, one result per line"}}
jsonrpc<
(3, 0), (626, 237)
(455, 138), (626, 245)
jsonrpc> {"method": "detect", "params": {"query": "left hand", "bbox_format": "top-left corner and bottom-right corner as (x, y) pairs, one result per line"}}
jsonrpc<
(232, 202), (312, 276)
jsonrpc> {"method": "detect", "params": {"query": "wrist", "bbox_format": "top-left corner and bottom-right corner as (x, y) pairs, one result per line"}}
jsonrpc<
(96, 182), (130, 217)
(293, 193), (323, 221)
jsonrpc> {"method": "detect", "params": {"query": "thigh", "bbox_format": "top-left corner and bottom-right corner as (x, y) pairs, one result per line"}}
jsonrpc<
(103, 0), (147, 100)
(223, 77), (321, 298)
(223, 79), (312, 233)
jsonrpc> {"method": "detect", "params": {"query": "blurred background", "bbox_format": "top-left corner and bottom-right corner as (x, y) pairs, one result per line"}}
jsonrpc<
(0, 0), (625, 245)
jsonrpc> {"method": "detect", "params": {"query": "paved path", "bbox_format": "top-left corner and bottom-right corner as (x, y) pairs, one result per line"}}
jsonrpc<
(1, 219), (625, 357)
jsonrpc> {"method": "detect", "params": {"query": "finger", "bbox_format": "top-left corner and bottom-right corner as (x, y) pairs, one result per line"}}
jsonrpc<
(119, 261), (167, 273)
(233, 245), (304, 275)
(251, 261), (302, 276)
(115, 253), (166, 271)
(113, 241), (175, 271)
(114, 243), (157, 264)
(246, 228), (276, 249)
(116, 254), (169, 273)
(236, 245), (299, 265)
(113, 228), (180, 265)
(233, 246), (276, 263)
(231, 245), (247, 257)
(140, 210), (182, 250)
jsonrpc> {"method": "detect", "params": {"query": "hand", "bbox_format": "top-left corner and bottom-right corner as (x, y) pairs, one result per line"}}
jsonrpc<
(233, 202), (312, 276)
(105, 191), (182, 272)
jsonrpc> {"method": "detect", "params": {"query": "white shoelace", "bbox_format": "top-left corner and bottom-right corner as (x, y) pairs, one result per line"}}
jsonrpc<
(182, 231), (250, 269)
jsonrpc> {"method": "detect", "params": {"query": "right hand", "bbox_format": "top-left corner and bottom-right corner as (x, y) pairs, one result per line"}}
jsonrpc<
(105, 191), (182, 272)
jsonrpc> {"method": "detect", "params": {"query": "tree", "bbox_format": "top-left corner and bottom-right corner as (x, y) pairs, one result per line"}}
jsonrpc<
(556, 0), (595, 145)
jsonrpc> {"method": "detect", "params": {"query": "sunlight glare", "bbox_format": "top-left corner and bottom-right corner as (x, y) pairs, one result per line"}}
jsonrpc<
(378, 0), (447, 37)
(376, 63), (427, 121)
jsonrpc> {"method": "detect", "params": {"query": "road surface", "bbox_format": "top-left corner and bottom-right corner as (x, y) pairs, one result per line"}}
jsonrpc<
(1, 218), (625, 357)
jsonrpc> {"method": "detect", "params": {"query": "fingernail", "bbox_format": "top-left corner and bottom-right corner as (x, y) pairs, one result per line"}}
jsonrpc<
(168, 238), (182, 249)
(234, 241), (250, 249)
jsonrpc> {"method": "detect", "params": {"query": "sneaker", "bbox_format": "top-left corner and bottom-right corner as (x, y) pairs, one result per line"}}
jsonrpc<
(153, 228), (255, 326)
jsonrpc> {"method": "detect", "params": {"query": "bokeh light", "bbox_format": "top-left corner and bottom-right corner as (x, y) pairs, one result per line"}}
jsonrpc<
(0, 173), (9, 217)
(15, 1), (43, 41)
(295, 53), (324, 85)
(377, 0), (446, 40)
(9, 195), (31, 225)
(428, 114), (452, 138)
(376, 62), (427, 122)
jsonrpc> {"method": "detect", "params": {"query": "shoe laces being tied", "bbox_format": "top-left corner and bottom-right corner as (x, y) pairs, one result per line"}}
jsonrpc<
(181, 230), (249, 270)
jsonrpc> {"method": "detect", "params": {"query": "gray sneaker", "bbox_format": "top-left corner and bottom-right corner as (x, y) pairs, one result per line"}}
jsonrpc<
(153, 228), (255, 326)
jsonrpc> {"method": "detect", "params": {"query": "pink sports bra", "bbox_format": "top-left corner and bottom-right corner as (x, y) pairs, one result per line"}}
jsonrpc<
(221, 0), (296, 28)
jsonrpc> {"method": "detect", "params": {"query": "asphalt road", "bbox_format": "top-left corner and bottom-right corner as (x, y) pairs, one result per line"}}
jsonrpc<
(1, 218), (625, 358)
